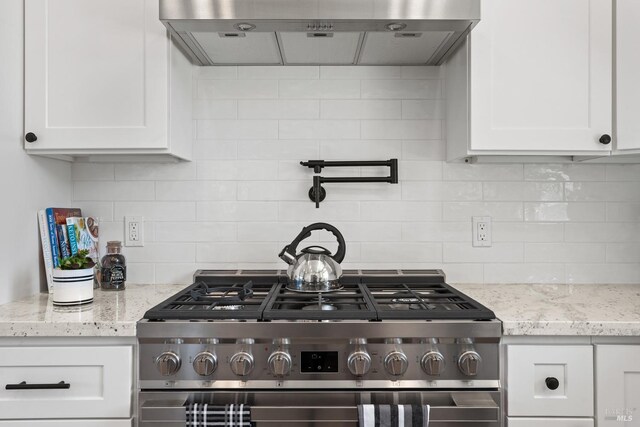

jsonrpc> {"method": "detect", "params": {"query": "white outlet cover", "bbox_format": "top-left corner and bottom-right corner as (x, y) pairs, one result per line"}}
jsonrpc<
(472, 216), (492, 247)
(125, 215), (144, 247)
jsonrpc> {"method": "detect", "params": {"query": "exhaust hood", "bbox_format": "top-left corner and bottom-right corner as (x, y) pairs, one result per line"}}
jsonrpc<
(160, 0), (480, 66)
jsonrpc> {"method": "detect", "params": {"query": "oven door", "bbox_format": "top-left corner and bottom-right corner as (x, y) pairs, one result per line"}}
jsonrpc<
(139, 390), (501, 426)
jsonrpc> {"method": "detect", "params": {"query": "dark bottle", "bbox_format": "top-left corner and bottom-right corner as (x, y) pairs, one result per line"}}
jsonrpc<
(100, 241), (126, 291)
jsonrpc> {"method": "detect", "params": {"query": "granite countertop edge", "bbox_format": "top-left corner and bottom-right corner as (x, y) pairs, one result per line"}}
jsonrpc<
(0, 283), (638, 338)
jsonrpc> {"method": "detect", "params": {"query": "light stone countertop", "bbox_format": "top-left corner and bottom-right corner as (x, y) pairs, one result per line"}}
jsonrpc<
(0, 283), (638, 337)
(0, 284), (184, 337)
(456, 283), (640, 336)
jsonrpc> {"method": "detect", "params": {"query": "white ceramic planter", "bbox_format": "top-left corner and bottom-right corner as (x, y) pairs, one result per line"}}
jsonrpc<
(52, 267), (94, 306)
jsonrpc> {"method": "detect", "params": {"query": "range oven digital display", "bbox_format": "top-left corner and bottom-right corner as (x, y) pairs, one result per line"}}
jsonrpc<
(301, 351), (339, 373)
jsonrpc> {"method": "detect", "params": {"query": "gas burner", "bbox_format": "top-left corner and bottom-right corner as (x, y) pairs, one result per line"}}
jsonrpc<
(302, 296), (337, 311)
(389, 296), (436, 310)
(211, 305), (243, 311)
(190, 280), (254, 306)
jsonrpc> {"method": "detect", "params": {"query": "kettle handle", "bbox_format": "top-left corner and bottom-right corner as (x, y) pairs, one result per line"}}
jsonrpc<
(279, 222), (346, 264)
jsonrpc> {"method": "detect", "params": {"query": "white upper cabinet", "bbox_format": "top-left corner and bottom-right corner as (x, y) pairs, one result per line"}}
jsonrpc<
(24, 0), (192, 161)
(446, 0), (613, 160)
(615, 0), (640, 153)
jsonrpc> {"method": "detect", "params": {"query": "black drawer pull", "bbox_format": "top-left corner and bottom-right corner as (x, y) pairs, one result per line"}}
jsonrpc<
(5, 381), (70, 390)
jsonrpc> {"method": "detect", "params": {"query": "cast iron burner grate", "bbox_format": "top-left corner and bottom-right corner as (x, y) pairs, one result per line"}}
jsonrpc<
(143, 278), (275, 320)
(262, 282), (377, 321)
(363, 278), (495, 320)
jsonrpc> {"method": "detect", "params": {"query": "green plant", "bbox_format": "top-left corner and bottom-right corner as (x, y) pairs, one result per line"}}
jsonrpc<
(58, 249), (96, 270)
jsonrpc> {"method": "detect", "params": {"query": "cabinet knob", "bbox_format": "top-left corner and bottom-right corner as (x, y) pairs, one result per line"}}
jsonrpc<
(599, 134), (612, 145)
(545, 376), (560, 390)
(25, 132), (38, 143)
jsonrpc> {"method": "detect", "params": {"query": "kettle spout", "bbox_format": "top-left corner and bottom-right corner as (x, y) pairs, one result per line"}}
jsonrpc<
(278, 246), (296, 265)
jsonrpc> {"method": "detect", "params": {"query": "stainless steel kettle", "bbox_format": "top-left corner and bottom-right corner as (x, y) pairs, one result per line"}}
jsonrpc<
(278, 223), (346, 292)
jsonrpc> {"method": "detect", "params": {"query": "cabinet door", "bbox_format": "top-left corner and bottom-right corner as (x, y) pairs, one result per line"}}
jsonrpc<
(0, 346), (132, 419)
(24, 0), (168, 151)
(596, 345), (640, 426)
(616, 0), (640, 151)
(470, 0), (612, 153)
(508, 418), (593, 427)
(0, 421), (131, 426)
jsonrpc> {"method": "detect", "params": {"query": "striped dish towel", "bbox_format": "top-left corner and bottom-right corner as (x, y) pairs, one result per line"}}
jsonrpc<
(185, 403), (251, 426)
(358, 404), (430, 427)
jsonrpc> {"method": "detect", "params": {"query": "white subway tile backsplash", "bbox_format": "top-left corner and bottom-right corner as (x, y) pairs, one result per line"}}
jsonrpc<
(197, 120), (279, 140)
(444, 243), (524, 263)
(70, 66), (639, 284)
(155, 181), (237, 201)
(443, 202), (524, 221)
(155, 222), (236, 242)
(484, 263), (565, 283)
(196, 161), (278, 181)
(193, 100), (238, 119)
(361, 242), (442, 263)
(606, 202), (640, 222)
(197, 201), (278, 222)
(320, 100), (401, 119)
(361, 80), (441, 99)
(524, 202), (605, 222)
(524, 243), (604, 263)
(361, 120), (441, 140)
(197, 79), (278, 99)
(238, 100), (320, 119)
(606, 243), (640, 263)
(74, 181), (155, 201)
(115, 201), (196, 221)
(279, 120), (360, 139)
(115, 163), (197, 181)
(444, 164), (524, 181)
(72, 163), (114, 181)
(320, 66), (401, 80)
(483, 182), (564, 201)
(237, 140), (319, 160)
(320, 140), (402, 160)
(524, 164), (606, 181)
(238, 66), (318, 80)
(193, 140), (238, 160)
(279, 80), (360, 99)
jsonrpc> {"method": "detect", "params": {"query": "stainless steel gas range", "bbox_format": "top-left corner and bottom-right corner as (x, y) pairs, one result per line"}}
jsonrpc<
(137, 269), (502, 426)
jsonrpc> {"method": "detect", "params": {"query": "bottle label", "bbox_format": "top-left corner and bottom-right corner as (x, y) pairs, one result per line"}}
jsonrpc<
(101, 265), (126, 287)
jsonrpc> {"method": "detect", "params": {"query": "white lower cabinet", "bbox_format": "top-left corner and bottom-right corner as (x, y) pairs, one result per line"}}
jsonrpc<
(0, 344), (133, 423)
(508, 418), (594, 427)
(595, 345), (640, 426)
(506, 344), (594, 426)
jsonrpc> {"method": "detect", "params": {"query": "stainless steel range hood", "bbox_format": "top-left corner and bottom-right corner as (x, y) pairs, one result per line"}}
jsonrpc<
(160, 0), (480, 66)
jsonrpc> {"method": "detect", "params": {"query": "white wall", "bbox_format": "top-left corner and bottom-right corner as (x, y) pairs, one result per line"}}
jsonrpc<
(71, 65), (640, 285)
(0, 0), (71, 305)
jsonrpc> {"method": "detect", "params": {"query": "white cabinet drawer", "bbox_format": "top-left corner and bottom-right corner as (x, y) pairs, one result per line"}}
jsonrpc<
(0, 346), (132, 419)
(508, 418), (594, 427)
(0, 420), (131, 426)
(507, 345), (593, 417)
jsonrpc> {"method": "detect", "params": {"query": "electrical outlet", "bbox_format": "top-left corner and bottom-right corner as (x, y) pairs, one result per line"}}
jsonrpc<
(125, 216), (144, 247)
(472, 216), (492, 247)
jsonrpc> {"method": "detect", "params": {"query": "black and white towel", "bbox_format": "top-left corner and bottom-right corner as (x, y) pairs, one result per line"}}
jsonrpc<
(185, 403), (251, 426)
(358, 404), (430, 427)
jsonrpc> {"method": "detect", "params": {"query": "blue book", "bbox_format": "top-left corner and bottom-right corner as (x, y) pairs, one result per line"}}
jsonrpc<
(45, 208), (60, 268)
(67, 223), (78, 255)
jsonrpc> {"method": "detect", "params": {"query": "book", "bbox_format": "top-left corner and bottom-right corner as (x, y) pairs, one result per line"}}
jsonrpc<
(37, 210), (54, 292)
(57, 224), (71, 259)
(45, 207), (82, 267)
(66, 217), (100, 264)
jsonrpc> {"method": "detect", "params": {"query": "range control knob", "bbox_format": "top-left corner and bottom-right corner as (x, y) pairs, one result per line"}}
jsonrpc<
(458, 350), (482, 377)
(229, 351), (254, 377)
(155, 351), (181, 376)
(421, 351), (445, 376)
(384, 350), (409, 376)
(347, 350), (372, 376)
(268, 350), (292, 377)
(193, 352), (217, 376)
